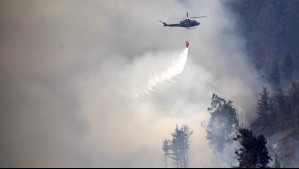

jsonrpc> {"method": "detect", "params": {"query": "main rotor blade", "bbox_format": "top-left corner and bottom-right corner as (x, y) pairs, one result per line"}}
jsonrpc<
(167, 18), (186, 20)
(190, 16), (207, 19)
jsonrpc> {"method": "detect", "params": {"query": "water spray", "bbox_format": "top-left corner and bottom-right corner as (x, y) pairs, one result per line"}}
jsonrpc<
(146, 43), (189, 93)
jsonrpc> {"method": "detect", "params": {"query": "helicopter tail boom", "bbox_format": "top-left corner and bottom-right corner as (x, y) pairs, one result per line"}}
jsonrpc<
(159, 21), (167, 26)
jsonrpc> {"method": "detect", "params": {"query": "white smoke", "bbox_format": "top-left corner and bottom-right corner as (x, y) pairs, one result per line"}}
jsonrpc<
(0, 0), (263, 167)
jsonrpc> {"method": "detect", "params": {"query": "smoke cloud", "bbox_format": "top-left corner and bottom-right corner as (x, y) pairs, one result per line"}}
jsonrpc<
(0, 0), (263, 167)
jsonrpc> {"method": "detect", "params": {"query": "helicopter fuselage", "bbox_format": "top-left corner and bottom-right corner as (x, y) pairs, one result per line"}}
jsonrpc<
(179, 19), (200, 28)
(160, 19), (200, 28)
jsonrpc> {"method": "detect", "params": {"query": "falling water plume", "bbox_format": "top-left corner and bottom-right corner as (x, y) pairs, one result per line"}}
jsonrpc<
(147, 48), (188, 93)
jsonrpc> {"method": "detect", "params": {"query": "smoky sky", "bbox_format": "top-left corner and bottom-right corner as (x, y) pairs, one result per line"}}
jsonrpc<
(0, 0), (264, 167)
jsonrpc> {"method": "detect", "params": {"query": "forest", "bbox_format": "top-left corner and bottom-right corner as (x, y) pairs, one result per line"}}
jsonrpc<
(162, 1), (299, 167)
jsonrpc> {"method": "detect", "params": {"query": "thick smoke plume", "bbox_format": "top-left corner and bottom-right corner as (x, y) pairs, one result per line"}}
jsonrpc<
(0, 0), (263, 167)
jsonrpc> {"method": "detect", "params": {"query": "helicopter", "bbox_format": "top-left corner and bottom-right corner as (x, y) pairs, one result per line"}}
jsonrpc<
(159, 12), (207, 29)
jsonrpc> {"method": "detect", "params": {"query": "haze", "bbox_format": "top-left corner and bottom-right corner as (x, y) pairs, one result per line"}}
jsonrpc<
(0, 0), (262, 167)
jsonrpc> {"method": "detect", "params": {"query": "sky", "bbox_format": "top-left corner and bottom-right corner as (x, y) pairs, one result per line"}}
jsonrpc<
(0, 0), (264, 167)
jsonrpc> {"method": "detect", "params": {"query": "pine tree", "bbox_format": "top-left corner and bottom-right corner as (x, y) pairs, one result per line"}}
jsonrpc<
(162, 139), (171, 168)
(288, 81), (299, 110)
(169, 125), (193, 168)
(234, 128), (271, 168)
(206, 94), (239, 153)
(254, 87), (278, 135)
(287, 81), (299, 130)
(170, 126), (180, 168)
(269, 60), (281, 88)
(256, 87), (271, 121)
(274, 88), (289, 131)
(274, 88), (288, 114)
(256, 135), (271, 167)
(269, 98), (275, 116)
(282, 53), (294, 84)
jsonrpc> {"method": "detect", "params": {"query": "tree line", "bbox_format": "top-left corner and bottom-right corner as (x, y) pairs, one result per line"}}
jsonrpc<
(162, 94), (280, 168)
